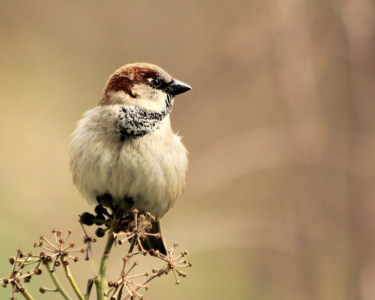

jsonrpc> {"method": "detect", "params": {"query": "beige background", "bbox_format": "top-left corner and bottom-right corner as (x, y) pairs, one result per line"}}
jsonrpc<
(1, 0), (375, 299)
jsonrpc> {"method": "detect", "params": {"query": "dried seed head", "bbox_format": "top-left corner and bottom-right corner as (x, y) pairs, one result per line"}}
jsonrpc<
(95, 228), (106, 238)
(94, 205), (108, 215)
(80, 212), (95, 226)
(34, 269), (42, 275)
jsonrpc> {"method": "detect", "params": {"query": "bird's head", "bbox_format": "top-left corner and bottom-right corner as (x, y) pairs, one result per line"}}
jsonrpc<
(100, 63), (191, 112)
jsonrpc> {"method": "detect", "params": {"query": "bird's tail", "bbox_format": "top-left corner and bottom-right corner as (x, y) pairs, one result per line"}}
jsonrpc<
(141, 221), (167, 255)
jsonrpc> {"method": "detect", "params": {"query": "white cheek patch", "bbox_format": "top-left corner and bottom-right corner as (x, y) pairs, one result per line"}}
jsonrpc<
(132, 84), (163, 101)
(107, 84), (167, 113)
(130, 84), (167, 112)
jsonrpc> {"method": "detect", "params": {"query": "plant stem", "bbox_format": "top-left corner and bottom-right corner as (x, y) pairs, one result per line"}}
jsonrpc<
(95, 230), (116, 300)
(61, 259), (84, 300)
(45, 261), (71, 300)
(20, 287), (35, 300)
(85, 278), (95, 300)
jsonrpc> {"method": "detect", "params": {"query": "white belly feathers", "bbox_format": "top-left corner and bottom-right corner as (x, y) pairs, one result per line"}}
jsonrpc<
(70, 105), (188, 218)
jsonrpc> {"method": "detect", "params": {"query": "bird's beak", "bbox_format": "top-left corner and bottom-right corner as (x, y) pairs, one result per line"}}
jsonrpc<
(165, 79), (192, 96)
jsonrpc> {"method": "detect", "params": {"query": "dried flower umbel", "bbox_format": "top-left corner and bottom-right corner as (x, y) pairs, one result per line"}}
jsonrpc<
(34, 229), (85, 272)
(79, 198), (192, 300)
(0, 198), (191, 300)
(0, 249), (42, 300)
(115, 210), (161, 254)
(105, 244), (192, 300)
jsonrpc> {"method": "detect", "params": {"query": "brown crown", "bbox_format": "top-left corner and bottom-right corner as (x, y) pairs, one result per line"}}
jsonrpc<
(100, 66), (159, 104)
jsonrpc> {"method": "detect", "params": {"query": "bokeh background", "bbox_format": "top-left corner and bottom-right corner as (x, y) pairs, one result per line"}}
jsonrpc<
(1, 0), (375, 299)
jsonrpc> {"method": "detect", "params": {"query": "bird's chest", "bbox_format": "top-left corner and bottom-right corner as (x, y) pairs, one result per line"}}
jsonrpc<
(70, 106), (187, 217)
(111, 132), (186, 195)
(102, 133), (186, 215)
(81, 130), (187, 216)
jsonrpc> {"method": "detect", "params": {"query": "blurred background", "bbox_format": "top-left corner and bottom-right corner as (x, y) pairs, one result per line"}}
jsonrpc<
(0, 0), (375, 299)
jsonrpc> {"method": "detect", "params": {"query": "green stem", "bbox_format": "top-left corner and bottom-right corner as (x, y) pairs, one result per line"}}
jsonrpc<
(84, 278), (95, 300)
(45, 261), (71, 300)
(20, 287), (35, 300)
(95, 230), (116, 300)
(61, 259), (84, 300)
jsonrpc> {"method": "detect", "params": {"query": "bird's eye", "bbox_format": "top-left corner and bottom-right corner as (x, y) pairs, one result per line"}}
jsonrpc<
(150, 78), (162, 88)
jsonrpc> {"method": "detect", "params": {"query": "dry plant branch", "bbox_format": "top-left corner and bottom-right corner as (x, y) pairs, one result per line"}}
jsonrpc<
(0, 199), (191, 300)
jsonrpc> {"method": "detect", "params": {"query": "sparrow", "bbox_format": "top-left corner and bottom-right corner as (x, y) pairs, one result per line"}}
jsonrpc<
(70, 63), (191, 254)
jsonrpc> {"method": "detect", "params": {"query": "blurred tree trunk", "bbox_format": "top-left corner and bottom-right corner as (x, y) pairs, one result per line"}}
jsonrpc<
(342, 0), (375, 299)
(268, 0), (325, 299)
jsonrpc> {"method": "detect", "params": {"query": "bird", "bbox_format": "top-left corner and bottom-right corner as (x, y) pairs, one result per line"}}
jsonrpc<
(69, 63), (191, 254)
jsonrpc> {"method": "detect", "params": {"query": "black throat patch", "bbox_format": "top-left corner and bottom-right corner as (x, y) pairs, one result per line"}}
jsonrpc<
(116, 96), (173, 141)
